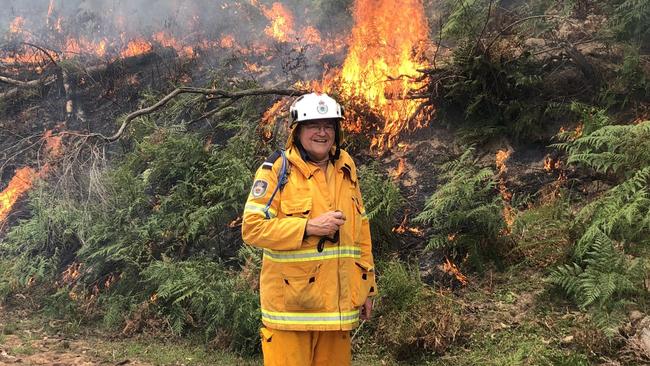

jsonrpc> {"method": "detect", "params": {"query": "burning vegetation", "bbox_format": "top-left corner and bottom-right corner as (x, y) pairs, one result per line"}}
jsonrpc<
(1, 0), (650, 364)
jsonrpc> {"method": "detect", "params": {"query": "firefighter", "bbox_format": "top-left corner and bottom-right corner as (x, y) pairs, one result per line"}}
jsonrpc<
(242, 92), (377, 366)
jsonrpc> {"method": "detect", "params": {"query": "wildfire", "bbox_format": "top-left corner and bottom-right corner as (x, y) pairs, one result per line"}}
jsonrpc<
(544, 155), (562, 172)
(0, 167), (38, 223)
(340, 0), (430, 150)
(220, 34), (236, 48)
(392, 214), (424, 236)
(442, 257), (468, 286)
(119, 39), (153, 58)
(0, 130), (64, 224)
(262, 2), (295, 42)
(261, 99), (289, 140)
(392, 158), (406, 178)
(496, 149), (515, 230)
(9, 17), (25, 34)
(153, 32), (195, 58)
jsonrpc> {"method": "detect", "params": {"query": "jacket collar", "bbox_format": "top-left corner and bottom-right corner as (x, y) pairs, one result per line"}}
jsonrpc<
(285, 146), (356, 182)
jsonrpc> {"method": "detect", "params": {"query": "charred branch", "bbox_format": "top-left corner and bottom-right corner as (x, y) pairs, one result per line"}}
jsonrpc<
(0, 75), (56, 102)
(85, 87), (306, 142)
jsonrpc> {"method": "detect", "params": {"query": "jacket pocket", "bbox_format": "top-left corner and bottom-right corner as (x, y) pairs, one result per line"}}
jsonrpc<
(351, 261), (375, 308)
(280, 197), (312, 217)
(282, 265), (323, 311)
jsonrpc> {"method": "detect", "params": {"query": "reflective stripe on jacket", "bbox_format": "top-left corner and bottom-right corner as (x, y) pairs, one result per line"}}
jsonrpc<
(242, 147), (376, 331)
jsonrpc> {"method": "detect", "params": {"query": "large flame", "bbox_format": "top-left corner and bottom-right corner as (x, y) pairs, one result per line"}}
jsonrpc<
(340, 0), (429, 150)
(262, 2), (295, 43)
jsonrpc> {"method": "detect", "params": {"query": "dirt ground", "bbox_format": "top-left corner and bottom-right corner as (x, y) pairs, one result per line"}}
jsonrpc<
(0, 306), (150, 366)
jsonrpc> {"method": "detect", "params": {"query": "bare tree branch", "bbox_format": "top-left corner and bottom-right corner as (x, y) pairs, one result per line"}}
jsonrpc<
(83, 86), (306, 142)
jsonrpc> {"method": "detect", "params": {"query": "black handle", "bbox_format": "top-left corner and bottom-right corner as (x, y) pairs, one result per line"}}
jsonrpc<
(317, 231), (339, 252)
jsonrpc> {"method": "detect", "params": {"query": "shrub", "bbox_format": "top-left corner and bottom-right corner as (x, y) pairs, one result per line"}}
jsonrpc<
(143, 259), (260, 355)
(550, 116), (650, 328)
(365, 259), (463, 360)
(358, 163), (404, 254)
(414, 147), (507, 269)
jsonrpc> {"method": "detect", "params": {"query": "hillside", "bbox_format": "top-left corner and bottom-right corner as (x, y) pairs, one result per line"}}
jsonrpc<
(1, 1), (649, 365)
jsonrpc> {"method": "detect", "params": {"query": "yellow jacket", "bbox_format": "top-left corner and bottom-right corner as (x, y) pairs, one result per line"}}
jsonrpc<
(242, 146), (376, 331)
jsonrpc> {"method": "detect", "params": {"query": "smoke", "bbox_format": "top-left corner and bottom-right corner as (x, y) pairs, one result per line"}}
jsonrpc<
(1, 0), (352, 83)
(1, 1), (348, 45)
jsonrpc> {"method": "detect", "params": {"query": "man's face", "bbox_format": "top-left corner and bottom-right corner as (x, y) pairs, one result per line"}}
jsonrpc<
(298, 119), (336, 162)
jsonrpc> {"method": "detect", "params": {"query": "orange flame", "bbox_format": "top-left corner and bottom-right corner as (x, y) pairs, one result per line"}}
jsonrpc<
(442, 257), (468, 285)
(340, 0), (429, 150)
(0, 167), (38, 222)
(262, 2), (295, 42)
(392, 158), (406, 178)
(119, 39), (153, 58)
(220, 34), (236, 48)
(496, 149), (515, 230)
(0, 130), (64, 224)
(153, 31), (194, 58)
(9, 17), (25, 34)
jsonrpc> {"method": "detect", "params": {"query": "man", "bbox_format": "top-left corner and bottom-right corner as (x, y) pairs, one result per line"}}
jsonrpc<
(242, 92), (377, 366)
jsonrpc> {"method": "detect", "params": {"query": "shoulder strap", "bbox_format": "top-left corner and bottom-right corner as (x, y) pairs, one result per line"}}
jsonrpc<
(263, 150), (289, 219)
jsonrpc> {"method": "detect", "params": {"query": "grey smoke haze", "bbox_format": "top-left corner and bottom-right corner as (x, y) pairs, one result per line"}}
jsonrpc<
(1, 1), (347, 45)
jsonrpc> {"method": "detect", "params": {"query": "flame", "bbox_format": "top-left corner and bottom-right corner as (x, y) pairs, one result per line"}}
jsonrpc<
(0, 167), (38, 223)
(47, 0), (55, 19)
(220, 34), (236, 48)
(339, 0), (429, 150)
(544, 155), (562, 172)
(153, 31), (195, 58)
(262, 2), (295, 42)
(496, 149), (511, 175)
(244, 61), (263, 73)
(9, 17), (26, 33)
(43, 130), (63, 157)
(496, 149), (515, 230)
(61, 262), (82, 284)
(119, 39), (153, 58)
(302, 26), (322, 45)
(392, 213), (424, 236)
(442, 257), (468, 285)
(261, 99), (289, 140)
(0, 130), (64, 224)
(392, 158), (406, 178)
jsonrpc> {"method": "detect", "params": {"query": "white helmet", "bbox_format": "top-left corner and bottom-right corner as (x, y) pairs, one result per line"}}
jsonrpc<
(289, 92), (344, 123)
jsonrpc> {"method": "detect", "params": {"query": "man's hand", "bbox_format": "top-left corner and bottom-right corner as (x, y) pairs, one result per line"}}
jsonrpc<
(360, 297), (373, 320)
(305, 210), (345, 237)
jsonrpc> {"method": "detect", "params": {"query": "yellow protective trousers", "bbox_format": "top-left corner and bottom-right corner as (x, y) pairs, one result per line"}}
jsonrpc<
(260, 327), (351, 366)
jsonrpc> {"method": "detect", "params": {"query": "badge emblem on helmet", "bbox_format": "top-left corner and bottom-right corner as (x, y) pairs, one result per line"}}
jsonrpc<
(317, 100), (328, 114)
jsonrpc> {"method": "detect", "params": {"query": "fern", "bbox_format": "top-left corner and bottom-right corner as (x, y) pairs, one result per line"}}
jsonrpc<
(414, 147), (506, 268)
(550, 115), (649, 320)
(143, 259), (260, 354)
(550, 228), (644, 310)
(358, 163), (404, 253)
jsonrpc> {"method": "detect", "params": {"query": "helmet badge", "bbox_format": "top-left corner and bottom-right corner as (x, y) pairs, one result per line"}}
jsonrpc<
(316, 100), (328, 114)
